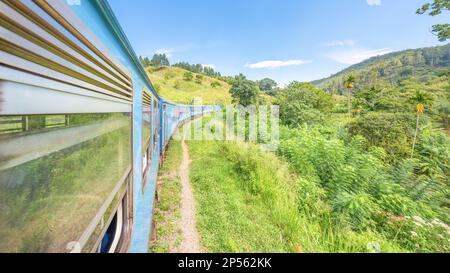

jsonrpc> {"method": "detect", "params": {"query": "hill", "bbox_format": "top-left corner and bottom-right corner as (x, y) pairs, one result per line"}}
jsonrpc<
(146, 66), (232, 105)
(313, 43), (450, 93)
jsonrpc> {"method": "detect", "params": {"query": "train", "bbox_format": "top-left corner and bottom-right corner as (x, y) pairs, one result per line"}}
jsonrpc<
(0, 0), (219, 253)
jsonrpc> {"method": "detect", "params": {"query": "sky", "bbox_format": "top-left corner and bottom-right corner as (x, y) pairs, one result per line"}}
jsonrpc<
(108, 0), (448, 86)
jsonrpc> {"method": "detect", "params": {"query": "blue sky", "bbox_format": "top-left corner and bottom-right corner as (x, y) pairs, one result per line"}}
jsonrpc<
(109, 0), (448, 86)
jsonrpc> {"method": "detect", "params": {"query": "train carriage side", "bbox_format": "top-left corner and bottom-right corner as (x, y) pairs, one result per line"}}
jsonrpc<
(0, 0), (216, 253)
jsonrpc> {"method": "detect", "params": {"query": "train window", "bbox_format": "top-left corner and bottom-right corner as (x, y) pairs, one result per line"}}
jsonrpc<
(143, 94), (152, 180)
(0, 113), (131, 253)
(153, 100), (159, 150)
(142, 149), (148, 172)
(98, 203), (123, 253)
(162, 104), (167, 145)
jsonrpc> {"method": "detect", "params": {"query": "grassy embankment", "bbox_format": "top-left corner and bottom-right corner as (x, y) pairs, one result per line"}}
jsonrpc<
(146, 66), (232, 105)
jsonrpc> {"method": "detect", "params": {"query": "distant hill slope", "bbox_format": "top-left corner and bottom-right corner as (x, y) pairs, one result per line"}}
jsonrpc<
(313, 43), (450, 93)
(146, 66), (232, 105)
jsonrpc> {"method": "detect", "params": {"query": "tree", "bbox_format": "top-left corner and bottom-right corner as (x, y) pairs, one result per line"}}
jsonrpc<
(343, 75), (356, 118)
(410, 91), (433, 158)
(139, 56), (151, 67)
(229, 74), (260, 106)
(417, 0), (450, 41)
(258, 78), (278, 96)
(183, 72), (194, 81)
(277, 82), (333, 127)
(150, 54), (170, 67)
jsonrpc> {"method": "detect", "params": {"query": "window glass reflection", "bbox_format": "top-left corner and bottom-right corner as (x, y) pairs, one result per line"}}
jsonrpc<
(0, 113), (131, 253)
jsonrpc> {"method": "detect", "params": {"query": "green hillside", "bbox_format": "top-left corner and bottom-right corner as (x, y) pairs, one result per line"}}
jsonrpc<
(146, 66), (232, 105)
(313, 43), (450, 94)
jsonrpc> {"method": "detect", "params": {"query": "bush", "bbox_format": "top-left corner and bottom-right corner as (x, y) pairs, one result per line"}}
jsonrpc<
(183, 72), (194, 81)
(348, 112), (416, 161)
(211, 81), (222, 88)
(195, 74), (204, 84)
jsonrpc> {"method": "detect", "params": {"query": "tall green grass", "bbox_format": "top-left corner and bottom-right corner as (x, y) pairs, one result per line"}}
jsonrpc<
(188, 139), (406, 253)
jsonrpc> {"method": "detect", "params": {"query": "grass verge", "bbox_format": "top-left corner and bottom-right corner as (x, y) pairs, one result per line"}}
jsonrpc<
(187, 139), (406, 253)
(150, 140), (183, 253)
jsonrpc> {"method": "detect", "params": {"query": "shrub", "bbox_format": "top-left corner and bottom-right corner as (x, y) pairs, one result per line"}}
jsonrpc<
(348, 112), (416, 161)
(183, 72), (194, 81)
(195, 74), (204, 84)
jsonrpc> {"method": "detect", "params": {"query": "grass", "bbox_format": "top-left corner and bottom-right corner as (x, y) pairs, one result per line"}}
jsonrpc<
(153, 115), (410, 253)
(146, 66), (232, 105)
(151, 139), (184, 253)
(187, 138), (407, 253)
(187, 140), (294, 252)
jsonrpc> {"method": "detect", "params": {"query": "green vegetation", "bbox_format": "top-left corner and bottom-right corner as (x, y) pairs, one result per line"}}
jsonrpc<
(313, 44), (450, 94)
(229, 74), (260, 106)
(146, 66), (232, 105)
(211, 81), (222, 88)
(140, 53), (170, 67)
(151, 140), (183, 253)
(277, 82), (333, 126)
(151, 40), (449, 252)
(183, 71), (194, 81)
(277, 125), (449, 253)
(173, 62), (222, 78)
(187, 138), (407, 252)
(417, 0), (450, 41)
(257, 78), (278, 96)
(272, 53), (450, 252)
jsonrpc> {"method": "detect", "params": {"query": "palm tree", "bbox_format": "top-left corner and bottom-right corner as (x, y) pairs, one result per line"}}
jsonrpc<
(410, 90), (432, 158)
(344, 75), (356, 119)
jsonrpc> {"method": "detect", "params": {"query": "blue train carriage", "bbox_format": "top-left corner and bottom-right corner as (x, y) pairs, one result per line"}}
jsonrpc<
(0, 0), (214, 253)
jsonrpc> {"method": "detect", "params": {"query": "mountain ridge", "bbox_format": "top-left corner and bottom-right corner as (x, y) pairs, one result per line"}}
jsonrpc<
(312, 43), (450, 92)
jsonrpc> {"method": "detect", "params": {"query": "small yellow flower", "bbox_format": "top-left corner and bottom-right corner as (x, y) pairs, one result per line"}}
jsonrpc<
(416, 103), (424, 115)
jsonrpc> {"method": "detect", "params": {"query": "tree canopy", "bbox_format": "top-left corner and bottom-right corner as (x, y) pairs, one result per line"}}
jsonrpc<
(277, 82), (333, 127)
(417, 0), (450, 41)
(229, 74), (260, 106)
(151, 53), (170, 67)
(258, 78), (278, 96)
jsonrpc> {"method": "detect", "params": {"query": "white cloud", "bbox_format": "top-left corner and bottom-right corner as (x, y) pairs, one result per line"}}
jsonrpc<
(202, 64), (216, 69)
(155, 48), (174, 57)
(246, 60), (312, 69)
(324, 40), (357, 47)
(327, 48), (393, 64)
(367, 0), (381, 6)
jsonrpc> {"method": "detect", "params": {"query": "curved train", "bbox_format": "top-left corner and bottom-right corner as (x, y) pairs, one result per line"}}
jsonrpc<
(0, 0), (219, 253)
